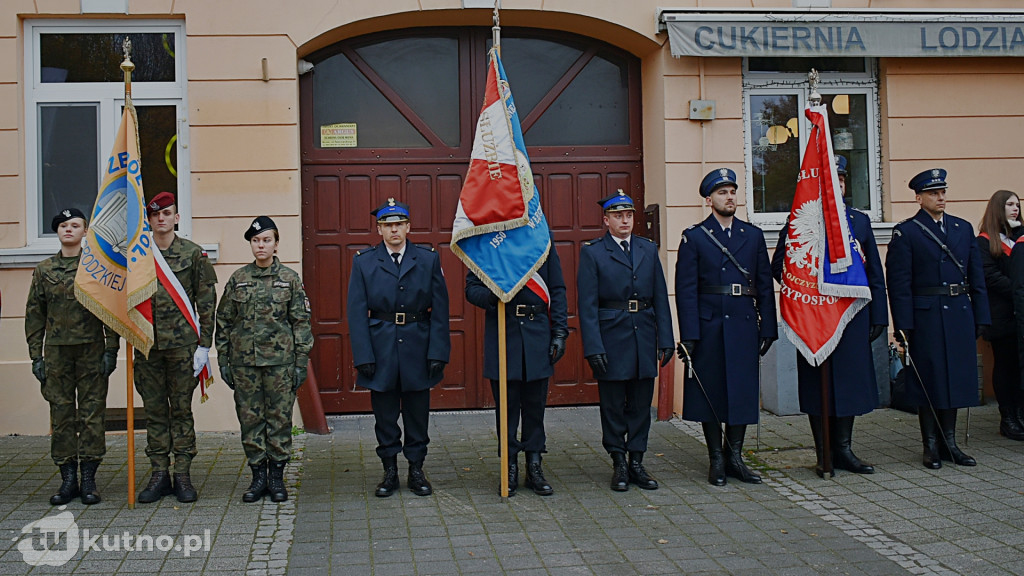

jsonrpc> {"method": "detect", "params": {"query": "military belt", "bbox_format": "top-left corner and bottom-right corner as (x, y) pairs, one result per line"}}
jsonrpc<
(599, 299), (652, 312)
(508, 304), (547, 317)
(701, 284), (755, 297)
(915, 283), (969, 297)
(369, 310), (430, 325)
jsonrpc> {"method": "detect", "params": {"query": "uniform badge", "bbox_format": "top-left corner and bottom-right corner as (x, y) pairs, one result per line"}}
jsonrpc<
(931, 169), (941, 178)
(62, 210), (71, 218)
(304, 297), (311, 312)
(388, 198), (396, 206)
(719, 168), (729, 177)
(253, 222), (261, 231)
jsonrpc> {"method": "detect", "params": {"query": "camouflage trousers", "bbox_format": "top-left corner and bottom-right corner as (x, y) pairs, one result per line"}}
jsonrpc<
(135, 345), (199, 473)
(233, 365), (295, 465)
(41, 341), (108, 466)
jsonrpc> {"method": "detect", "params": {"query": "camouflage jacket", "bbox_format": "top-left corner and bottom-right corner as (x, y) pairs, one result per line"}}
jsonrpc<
(153, 236), (218, 350)
(215, 257), (313, 367)
(25, 252), (119, 360)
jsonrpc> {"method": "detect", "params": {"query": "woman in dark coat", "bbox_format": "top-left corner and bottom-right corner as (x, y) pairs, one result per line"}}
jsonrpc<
(978, 189), (1024, 440)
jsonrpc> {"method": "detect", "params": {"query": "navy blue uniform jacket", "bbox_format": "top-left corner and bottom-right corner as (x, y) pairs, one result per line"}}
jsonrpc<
(886, 209), (990, 409)
(347, 242), (451, 393)
(676, 215), (777, 425)
(465, 246), (568, 382)
(577, 233), (673, 380)
(772, 209), (888, 417)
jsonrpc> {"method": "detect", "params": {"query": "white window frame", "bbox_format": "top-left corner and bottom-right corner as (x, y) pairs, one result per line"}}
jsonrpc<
(23, 19), (190, 250)
(742, 58), (881, 226)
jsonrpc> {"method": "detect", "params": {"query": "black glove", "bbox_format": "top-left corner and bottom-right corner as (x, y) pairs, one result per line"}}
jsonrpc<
(357, 363), (376, 380)
(977, 325), (990, 340)
(31, 358), (46, 384)
(549, 328), (568, 365)
(868, 325), (886, 342)
(895, 329), (912, 345)
(759, 337), (777, 357)
(103, 349), (118, 377)
(676, 340), (697, 360)
(220, 364), (234, 390)
(293, 365), (308, 393)
(586, 354), (608, 378)
(658, 348), (673, 367)
(427, 360), (446, 379)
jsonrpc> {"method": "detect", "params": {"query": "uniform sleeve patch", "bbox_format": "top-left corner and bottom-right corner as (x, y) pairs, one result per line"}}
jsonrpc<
(273, 281), (290, 288)
(234, 282), (250, 288)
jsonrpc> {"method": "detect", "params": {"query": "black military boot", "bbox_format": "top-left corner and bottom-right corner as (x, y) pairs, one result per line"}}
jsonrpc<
(524, 452), (553, 496)
(79, 461), (102, 505)
(375, 456), (399, 498)
(918, 410), (942, 469)
(503, 459), (518, 497)
(243, 461), (269, 503)
(723, 425), (761, 484)
(936, 409), (976, 466)
(268, 461), (288, 502)
(138, 470), (173, 503)
(703, 423), (726, 486)
(998, 406), (1024, 441)
(628, 452), (659, 490)
(610, 452), (629, 492)
(50, 461), (80, 505)
(807, 415), (834, 478)
(407, 460), (432, 496)
(173, 472), (198, 503)
(831, 416), (874, 474)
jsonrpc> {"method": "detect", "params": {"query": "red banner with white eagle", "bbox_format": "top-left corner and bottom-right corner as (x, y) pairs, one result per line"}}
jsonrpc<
(779, 104), (871, 365)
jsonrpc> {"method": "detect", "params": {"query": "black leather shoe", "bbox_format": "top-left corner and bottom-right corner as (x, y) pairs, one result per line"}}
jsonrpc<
(50, 461), (79, 505)
(173, 472), (198, 503)
(375, 456), (399, 498)
(831, 416), (875, 474)
(703, 423), (726, 486)
(407, 461), (432, 496)
(628, 453), (659, 490)
(502, 461), (518, 497)
(999, 408), (1024, 441)
(724, 425), (761, 484)
(138, 470), (173, 503)
(919, 411), (942, 469)
(268, 461), (288, 502)
(79, 461), (102, 505)
(936, 409), (976, 466)
(610, 453), (629, 492)
(243, 462), (269, 503)
(524, 453), (553, 496)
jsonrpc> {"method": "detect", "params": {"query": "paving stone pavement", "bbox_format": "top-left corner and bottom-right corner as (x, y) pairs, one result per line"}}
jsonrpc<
(1, 404), (1023, 575)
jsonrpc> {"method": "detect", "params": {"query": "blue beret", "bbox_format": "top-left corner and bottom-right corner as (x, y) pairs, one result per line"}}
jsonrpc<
(245, 216), (277, 240)
(700, 168), (737, 198)
(909, 168), (947, 193)
(597, 190), (635, 212)
(835, 155), (848, 176)
(51, 208), (86, 232)
(372, 198), (410, 222)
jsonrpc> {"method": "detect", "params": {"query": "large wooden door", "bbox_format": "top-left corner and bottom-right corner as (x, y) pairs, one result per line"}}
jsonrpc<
(301, 28), (643, 413)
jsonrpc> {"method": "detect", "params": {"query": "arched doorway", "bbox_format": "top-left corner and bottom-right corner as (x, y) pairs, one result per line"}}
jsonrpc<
(300, 27), (644, 413)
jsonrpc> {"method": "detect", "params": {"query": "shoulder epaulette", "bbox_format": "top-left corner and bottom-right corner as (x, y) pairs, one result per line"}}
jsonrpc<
(637, 236), (655, 243)
(355, 249), (368, 257)
(583, 237), (601, 246)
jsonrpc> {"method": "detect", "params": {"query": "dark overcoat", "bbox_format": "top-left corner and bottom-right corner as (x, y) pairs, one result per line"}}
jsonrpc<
(465, 246), (568, 382)
(676, 215), (777, 425)
(977, 231), (1020, 341)
(347, 242), (451, 392)
(886, 209), (990, 409)
(771, 209), (888, 417)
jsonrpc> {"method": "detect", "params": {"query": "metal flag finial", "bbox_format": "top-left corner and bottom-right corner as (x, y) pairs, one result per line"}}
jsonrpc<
(808, 68), (821, 106)
(492, 0), (502, 50)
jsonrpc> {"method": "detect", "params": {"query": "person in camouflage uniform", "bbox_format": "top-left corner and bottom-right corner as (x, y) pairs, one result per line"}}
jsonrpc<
(25, 208), (119, 506)
(216, 216), (313, 503)
(135, 192), (218, 504)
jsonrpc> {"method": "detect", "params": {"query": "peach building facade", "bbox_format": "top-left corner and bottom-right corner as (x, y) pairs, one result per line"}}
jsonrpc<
(1, 0), (1022, 433)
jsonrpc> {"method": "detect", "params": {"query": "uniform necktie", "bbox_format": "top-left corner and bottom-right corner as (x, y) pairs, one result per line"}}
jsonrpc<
(938, 220), (945, 234)
(391, 252), (401, 268)
(620, 240), (630, 260)
(724, 227), (731, 239)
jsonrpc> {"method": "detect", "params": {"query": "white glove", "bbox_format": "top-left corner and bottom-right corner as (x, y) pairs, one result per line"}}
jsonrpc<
(193, 346), (210, 377)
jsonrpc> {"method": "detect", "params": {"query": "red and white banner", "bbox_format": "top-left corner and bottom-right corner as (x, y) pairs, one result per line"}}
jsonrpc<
(153, 248), (214, 401)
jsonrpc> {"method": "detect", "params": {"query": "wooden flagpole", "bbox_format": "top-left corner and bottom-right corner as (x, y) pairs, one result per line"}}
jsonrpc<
(492, 1), (510, 501)
(122, 39), (137, 509)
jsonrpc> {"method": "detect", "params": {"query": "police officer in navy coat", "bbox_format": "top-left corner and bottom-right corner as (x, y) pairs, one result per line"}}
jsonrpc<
(771, 156), (888, 478)
(578, 191), (674, 492)
(348, 199), (451, 497)
(676, 168), (777, 486)
(465, 240), (568, 496)
(886, 169), (990, 469)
